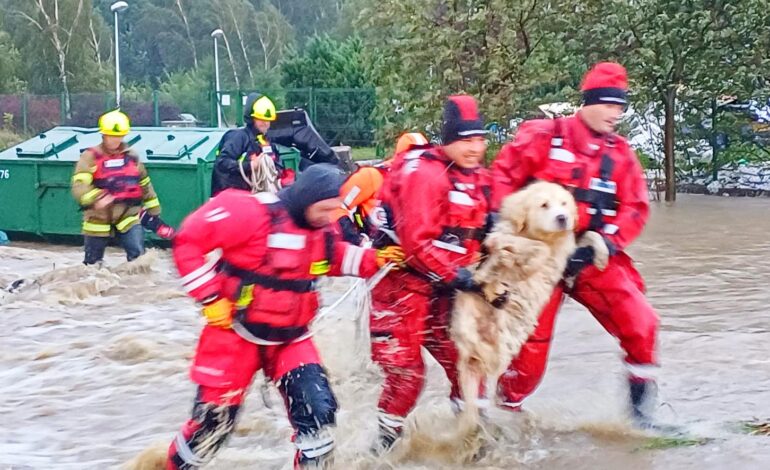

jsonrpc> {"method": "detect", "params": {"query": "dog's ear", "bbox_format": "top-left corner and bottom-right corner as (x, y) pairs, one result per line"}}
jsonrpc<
(500, 189), (530, 234)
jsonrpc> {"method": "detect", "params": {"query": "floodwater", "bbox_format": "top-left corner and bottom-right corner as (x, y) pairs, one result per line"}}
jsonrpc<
(0, 193), (769, 470)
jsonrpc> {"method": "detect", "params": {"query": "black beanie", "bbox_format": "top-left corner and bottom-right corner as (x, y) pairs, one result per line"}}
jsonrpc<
(278, 163), (346, 228)
(441, 95), (486, 145)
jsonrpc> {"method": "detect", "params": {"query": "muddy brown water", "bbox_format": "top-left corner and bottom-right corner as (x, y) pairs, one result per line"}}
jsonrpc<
(1, 194), (769, 469)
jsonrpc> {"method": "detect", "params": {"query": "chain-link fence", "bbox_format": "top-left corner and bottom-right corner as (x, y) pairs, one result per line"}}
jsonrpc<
(0, 92), (187, 135)
(215, 88), (377, 148)
(0, 88), (377, 149)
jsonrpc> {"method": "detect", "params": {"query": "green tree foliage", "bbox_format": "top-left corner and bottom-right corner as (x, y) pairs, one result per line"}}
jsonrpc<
(1, 0), (769, 180)
(281, 35), (375, 145)
(281, 35), (371, 88)
(2, 0), (110, 105)
(0, 30), (25, 93)
(270, 0), (347, 43)
(557, 0), (770, 201)
(354, 0), (576, 143)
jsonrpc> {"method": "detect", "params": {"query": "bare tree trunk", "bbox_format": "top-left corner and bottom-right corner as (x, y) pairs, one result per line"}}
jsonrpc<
(19, 0), (84, 119)
(256, 25), (270, 71)
(88, 14), (103, 67)
(175, 0), (198, 69)
(58, 55), (71, 119)
(229, 5), (254, 83)
(256, 12), (278, 71)
(663, 88), (677, 202)
(221, 34), (240, 90)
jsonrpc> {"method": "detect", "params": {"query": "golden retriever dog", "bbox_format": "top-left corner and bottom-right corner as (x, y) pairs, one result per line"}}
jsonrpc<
(451, 181), (609, 434)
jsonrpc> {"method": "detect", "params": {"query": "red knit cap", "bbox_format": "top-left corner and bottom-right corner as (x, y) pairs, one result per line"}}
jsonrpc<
(580, 62), (629, 106)
(441, 95), (486, 145)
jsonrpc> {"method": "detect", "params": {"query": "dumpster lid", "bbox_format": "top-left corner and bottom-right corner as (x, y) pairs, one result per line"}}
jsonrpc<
(15, 132), (78, 159)
(76, 133), (141, 155)
(145, 134), (210, 160)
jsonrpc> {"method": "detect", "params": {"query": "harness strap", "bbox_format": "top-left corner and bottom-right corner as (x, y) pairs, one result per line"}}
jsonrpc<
(440, 226), (486, 242)
(221, 262), (316, 293)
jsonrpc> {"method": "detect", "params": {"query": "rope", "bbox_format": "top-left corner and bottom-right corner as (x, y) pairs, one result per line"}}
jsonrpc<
(259, 264), (395, 409)
(315, 263), (394, 321)
(239, 153), (281, 194)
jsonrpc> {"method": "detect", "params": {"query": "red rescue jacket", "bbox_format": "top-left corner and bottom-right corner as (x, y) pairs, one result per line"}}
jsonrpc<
(173, 189), (379, 343)
(379, 146), (491, 289)
(492, 114), (649, 253)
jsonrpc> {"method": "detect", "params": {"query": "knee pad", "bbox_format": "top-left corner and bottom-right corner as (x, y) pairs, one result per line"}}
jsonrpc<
(279, 363), (338, 435)
(168, 402), (240, 470)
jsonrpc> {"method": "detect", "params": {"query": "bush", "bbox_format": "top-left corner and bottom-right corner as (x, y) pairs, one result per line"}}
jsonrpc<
(158, 69), (211, 126)
(0, 128), (24, 150)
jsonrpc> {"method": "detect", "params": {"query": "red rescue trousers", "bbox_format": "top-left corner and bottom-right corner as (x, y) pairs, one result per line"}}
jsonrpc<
(370, 273), (461, 418)
(167, 327), (334, 470)
(498, 252), (659, 406)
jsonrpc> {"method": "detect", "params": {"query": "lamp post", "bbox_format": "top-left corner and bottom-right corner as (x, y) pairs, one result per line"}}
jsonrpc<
(111, 1), (129, 108)
(211, 29), (225, 128)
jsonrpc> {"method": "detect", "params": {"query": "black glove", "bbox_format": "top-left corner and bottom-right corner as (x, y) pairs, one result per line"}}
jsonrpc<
(484, 211), (499, 235)
(337, 216), (364, 246)
(450, 267), (482, 292)
(564, 246), (595, 279)
(140, 210), (160, 231)
(140, 211), (176, 239)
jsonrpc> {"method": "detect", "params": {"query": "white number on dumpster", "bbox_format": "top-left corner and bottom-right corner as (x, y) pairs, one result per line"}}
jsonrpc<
(0, 169), (9, 179)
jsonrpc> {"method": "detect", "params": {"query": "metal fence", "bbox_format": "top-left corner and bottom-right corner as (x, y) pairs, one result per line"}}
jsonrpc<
(0, 91), (184, 135)
(0, 87), (378, 148)
(215, 88), (377, 148)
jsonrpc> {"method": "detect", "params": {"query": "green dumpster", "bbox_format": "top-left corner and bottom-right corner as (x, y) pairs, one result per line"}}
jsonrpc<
(0, 126), (300, 238)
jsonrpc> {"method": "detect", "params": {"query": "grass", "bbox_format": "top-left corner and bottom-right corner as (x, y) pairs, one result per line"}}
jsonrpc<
(637, 436), (711, 450)
(350, 146), (380, 161)
(0, 128), (25, 151)
(740, 420), (770, 436)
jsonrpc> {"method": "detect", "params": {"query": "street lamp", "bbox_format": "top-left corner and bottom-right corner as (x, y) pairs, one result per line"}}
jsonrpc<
(211, 29), (225, 128)
(111, 1), (129, 108)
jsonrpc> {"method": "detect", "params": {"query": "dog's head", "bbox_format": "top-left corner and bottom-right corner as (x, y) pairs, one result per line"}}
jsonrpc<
(499, 181), (577, 239)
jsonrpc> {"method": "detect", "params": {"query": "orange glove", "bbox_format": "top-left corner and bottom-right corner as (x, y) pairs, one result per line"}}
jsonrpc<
(201, 297), (234, 328)
(376, 246), (405, 269)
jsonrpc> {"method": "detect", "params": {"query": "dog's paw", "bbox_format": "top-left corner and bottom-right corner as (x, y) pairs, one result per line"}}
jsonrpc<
(579, 231), (609, 271)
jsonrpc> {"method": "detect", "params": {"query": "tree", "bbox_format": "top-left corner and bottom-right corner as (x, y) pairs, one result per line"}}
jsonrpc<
(281, 35), (372, 88)
(93, 0), (217, 87)
(0, 30), (25, 93)
(269, 0), (346, 43)
(562, 0), (770, 201)
(254, 3), (295, 72)
(354, 0), (571, 143)
(215, 0), (295, 89)
(85, 7), (111, 70)
(172, 0), (199, 68)
(10, 0), (91, 114)
(281, 35), (376, 145)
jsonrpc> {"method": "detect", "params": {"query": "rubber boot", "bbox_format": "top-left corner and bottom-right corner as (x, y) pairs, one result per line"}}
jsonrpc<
(295, 429), (335, 470)
(295, 452), (334, 470)
(371, 418), (402, 456)
(629, 379), (658, 429)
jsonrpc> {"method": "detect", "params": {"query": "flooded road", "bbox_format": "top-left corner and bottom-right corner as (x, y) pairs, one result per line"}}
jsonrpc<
(1, 193), (768, 469)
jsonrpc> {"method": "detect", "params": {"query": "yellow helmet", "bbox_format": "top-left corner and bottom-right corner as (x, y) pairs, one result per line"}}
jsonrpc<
(98, 110), (131, 136)
(250, 95), (277, 121)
